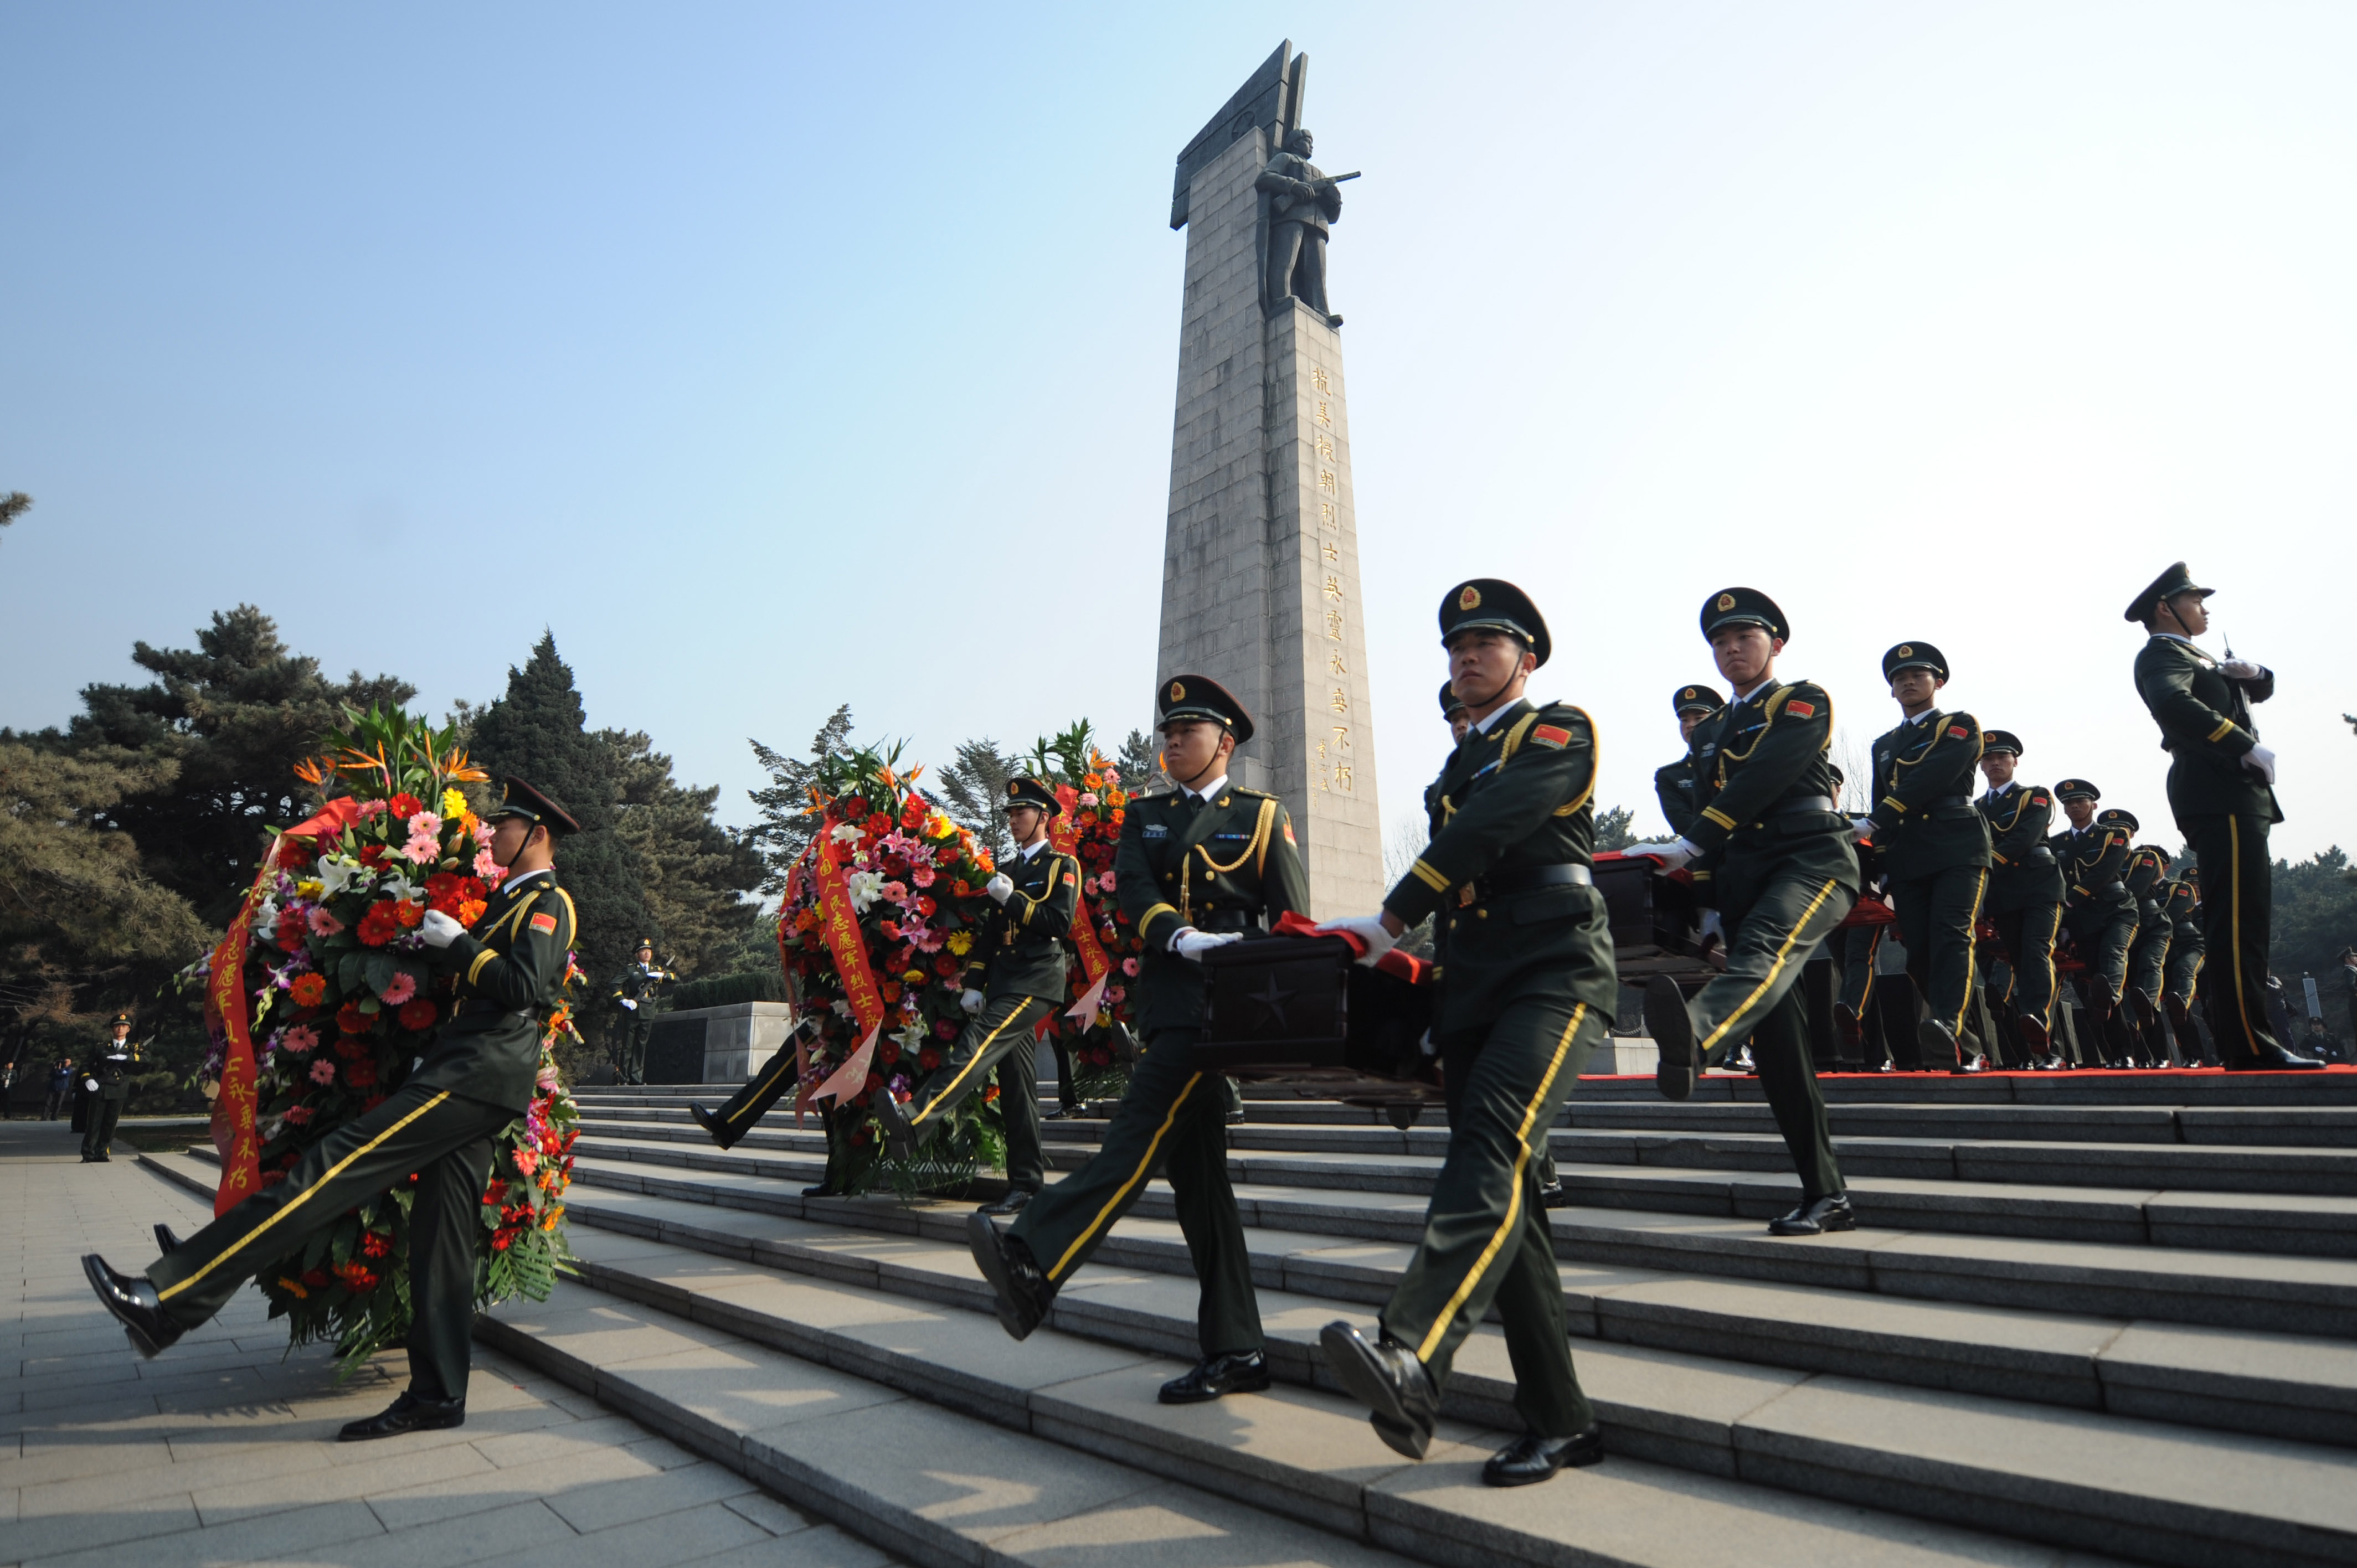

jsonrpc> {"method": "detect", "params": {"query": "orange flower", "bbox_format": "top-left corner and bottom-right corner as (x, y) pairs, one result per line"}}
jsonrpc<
(290, 974), (328, 1008)
(394, 900), (424, 929)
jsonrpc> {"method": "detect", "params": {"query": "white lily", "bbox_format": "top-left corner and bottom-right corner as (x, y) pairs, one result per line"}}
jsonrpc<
(846, 869), (884, 913)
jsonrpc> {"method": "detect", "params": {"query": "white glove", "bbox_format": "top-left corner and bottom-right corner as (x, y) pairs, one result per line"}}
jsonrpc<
(84, 1078), (99, 1093)
(2242, 744), (2277, 785)
(1641, 837), (1701, 872)
(2220, 658), (2265, 681)
(1171, 927), (1243, 959)
(1315, 913), (1398, 967)
(419, 909), (465, 949)
(985, 873), (1015, 905)
(1850, 816), (1876, 844)
(961, 989), (985, 1013)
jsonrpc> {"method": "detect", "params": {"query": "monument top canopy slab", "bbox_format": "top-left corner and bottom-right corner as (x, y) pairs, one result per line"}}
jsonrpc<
(1169, 40), (1306, 230)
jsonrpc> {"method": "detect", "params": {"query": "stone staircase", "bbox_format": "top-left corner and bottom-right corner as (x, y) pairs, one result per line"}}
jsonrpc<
(137, 1067), (2357, 1567)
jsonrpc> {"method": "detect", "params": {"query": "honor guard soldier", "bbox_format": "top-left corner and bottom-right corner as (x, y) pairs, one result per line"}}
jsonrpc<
(2111, 817), (2175, 1065)
(79, 1014), (141, 1162)
(1828, 766), (1887, 1066)
(1643, 589), (1856, 1234)
(1859, 643), (1992, 1071)
(1654, 685), (1722, 838)
(2160, 865), (2207, 1062)
(606, 940), (671, 1086)
(2051, 781), (2139, 1066)
(1975, 733), (2065, 1067)
(874, 777), (1079, 1215)
(966, 677), (1310, 1406)
(2127, 563), (2320, 1069)
(85, 778), (585, 1440)
(1441, 679), (1473, 745)
(1315, 579), (1612, 1488)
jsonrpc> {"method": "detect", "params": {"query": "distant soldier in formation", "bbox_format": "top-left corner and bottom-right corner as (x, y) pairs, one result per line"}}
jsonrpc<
(875, 776), (1080, 1216)
(606, 940), (671, 1086)
(967, 675), (1310, 1410)
(1654, 685), (1721, 839)
(1643, 589), (1855, 1233)
(2050, 780), (2139, 1067)
(2127, 562), (2320, 1069)
(1316, 579), (1613, 1488)
(79, 1014), (141, 1162)
(1974, 732), (2065, 1068)
(2112, 817), (2176, 1065)
(1828, 765), (1888, 1066)
(1860, 643), (1991, 1072)
(2162, 866), (2209, 1064)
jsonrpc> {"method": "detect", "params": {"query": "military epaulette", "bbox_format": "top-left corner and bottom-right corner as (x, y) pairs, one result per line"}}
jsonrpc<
(1225, 786), (1280, 801)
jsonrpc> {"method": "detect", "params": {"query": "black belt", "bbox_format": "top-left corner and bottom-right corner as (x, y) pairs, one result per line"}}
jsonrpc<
(1465, 862), (1592, 903)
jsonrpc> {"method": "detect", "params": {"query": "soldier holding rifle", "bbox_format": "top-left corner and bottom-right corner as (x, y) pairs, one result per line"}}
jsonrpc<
(607, 940), (671, 1086)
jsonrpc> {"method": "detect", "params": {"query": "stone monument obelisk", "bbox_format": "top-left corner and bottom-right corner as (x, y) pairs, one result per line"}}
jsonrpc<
(1157, 41), (1382, 919)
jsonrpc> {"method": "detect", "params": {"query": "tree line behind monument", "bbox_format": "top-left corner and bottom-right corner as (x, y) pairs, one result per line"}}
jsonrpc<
(5, 599), (2354, 1105)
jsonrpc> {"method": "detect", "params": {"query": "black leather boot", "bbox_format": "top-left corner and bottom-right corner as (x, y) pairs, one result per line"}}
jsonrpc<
(339, 1390), (466, 1441)
(1768, 1193), (1856, 1236)
(153, 1223), (181, 1254)
(1319, 1321), (1439, 1461)
(1158, 1349), (1272, 1405)
(83, 1255), (183, 1358)
(1483, 1427), (1604, 1487)
(966, 1213), (1054, 1340)
(687, 1101), (734, 1149)
(1645, 976), (1697, 1101)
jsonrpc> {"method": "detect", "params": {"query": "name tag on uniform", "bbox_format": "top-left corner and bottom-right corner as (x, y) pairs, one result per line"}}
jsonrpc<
(1144, 824), (1168, 838)
(531, 912), (558, 933)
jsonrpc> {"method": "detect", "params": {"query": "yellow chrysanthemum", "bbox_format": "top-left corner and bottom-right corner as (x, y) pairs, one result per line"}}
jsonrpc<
(295, 879), (323, 899)
(947, 931), (973, 956)
(441, 787), (469, 819)
(903, 968), (925, 984)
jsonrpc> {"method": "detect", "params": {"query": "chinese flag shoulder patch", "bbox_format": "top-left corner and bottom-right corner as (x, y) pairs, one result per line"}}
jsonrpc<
(1948, 725), (1970, 739)
(1784, 700), (1816, 719)
(529, 911), (558, 934)
(1283, 821), (1296, 844)
(1531, 724), (1572, 748)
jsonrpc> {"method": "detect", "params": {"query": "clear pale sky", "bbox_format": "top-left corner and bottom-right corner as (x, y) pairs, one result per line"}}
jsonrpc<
(5, 3), (2352, 881)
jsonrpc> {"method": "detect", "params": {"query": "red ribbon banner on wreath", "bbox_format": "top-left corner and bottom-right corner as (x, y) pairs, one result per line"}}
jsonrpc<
(800, 835), (887, 1111)
(208, 797), (364, 1216)
(1050, 786), (1113, 991)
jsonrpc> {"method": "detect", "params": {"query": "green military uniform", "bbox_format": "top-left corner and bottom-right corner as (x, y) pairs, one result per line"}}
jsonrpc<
(1653, 588), (1855, 1208)
(1654, 685), (1721, 839)
(1864, 643), (1991, 1069)
(2161, 873), (2207, 1062)
(1350, 580), (1615, 1446)
(2126, 563), (2311, 1069)
(2114, 824), (2175, 1064)
(2050, 780), (2139, 1064)
(1974, 734), (2064, 1062)
(606, 948), (671, 1085)
(878, 777), (1079, 1195)
(1826, 769), (1886, 1064)
(1002, 677), (1309, 1362)
(79, 1019), (139, 1162)
(136, 778), (579, 1409)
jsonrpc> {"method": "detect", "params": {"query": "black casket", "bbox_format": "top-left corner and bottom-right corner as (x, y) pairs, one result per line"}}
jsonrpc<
(1196, 934), (1440, 1117)
(1593, 852), (1713, 982)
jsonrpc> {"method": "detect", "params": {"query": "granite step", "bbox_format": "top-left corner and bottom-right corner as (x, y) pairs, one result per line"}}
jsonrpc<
(472, 1246), (2150, 1568)
(579, 1107), (2357, 1196)
(573, 1126), (2357, 1256)
(1566, 1068), (2357, 1107)
(514, 1214), (2356, 1568)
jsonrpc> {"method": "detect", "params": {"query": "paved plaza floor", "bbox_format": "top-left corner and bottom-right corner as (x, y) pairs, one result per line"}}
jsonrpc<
(1, 1117), (894, 1567)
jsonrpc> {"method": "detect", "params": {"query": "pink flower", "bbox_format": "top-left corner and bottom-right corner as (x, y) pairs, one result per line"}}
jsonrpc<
(474, 822), (496, 848)
(910, 866), (935, 888)
(280, 1025), (320, 1055)
(379, 972), (418, 1005)
(310, 1059), (337, 1085)
(356, 800), (389, 821)
(881, 880), (908, 904)
(284, 1104), (315, 1126)
(1078, 792), (1099, 807)
(1098, 871), (1116, 891)
(473, 850), (504, 881)
(308, 906), (345, 936)
(406, 810), (441, 838)
(1121, 957), (1140, 977)
(402, 836), (438, 865)
(512, 1147), (539, 1177)
(536, 1065), (561, 1092)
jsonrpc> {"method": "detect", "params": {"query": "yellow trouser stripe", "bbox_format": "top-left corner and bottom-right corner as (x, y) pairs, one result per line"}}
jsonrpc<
(159, 1091), (452, 1302)
(1700, 879), (1843, 1055)
(1414, 1004), (1588, 1364)
(1953, 869), (1989, 1034)
(1047, 1072), (1202, 1282)
(2228, 819), (2260, 1056)
(727, 1047), (797, 1123)
(2034, 906), (2060, 1028)
(911, 1004), (1027, 1127)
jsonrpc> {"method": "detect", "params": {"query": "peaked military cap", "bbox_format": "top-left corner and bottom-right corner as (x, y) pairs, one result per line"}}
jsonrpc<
(1439, 680), (1470, 719)
(1982, 729), (2024, 757)
(1157, 674), (1254, 745)
(1828, 765), (1845, 791)
(1700, 586), (1787, 642)
(2097, 807), (2141, 834)
(635, 938), (655, 951)
(487, 776), (583, 837)
(1882, 641), (1949, 682)
(1439, 579), (1551, 667)
(2054, 778), (2101, 802)
(1004, 776), (1062, 815)
(2125, 561), (2214, 624)
(109, 1012), (131, 1028)
(1672, 684), (1721, 717)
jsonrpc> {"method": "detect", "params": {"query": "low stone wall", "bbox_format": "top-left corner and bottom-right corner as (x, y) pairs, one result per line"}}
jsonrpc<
(642, 1001), (797, 1085)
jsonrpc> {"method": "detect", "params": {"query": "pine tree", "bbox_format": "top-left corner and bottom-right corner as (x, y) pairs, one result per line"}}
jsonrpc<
(933, 737), (1020, 857)
(746, 705), (855, 894)
(603, 727), (762, 977)
(467, 633), (650, 996)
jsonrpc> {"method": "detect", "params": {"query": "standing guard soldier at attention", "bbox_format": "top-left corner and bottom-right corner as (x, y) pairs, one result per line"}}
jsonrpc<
(1315, 579), (1613, 1488)
(1655, 686), (1722, 838)
(83, 777), (583, 1440)
(1640, 589), (1857, 1235)
(966, 676), (1310, 1407)
(1975, 733), (2066, 1068)
(79, 1014), (142, 1162)
(2051, 781), (2140, 1067)
(1858, 643), (1992, 1072)
(874, 777), (1079, 1216)
(606, 940), (671, 1086)
(2127, 563), (2321, 1069)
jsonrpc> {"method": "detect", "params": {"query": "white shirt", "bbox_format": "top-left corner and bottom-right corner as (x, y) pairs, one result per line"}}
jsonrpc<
(1181, 773), (1229, 804)
(1733, 677), (1773, 705)
(501, 868), (552, 895)
(1469, 704), (1516, 736)
(1015, 837), (1051, 862)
